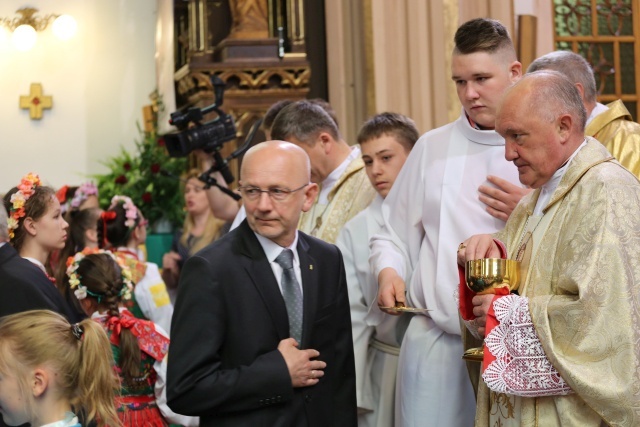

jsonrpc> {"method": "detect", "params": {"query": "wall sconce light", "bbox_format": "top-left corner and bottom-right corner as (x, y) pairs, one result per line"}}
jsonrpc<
(1, 7), (77, 51)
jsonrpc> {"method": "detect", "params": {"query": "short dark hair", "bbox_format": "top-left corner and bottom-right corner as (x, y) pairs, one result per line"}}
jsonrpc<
(263, 100), (294, 133)
(454, 18), (515, 56)
(308, 98), (339, 128)
(357, 112), (419, 152)
(270, 100), (341, 144)
(263, 98), (339, 135)
(527, 51), (597, 103)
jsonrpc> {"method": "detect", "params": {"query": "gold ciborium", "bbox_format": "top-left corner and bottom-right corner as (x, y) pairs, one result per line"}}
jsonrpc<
(462, 258), (521, 362)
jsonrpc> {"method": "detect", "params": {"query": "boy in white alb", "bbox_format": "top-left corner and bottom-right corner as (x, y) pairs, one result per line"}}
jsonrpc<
(336, 112), (419, 427)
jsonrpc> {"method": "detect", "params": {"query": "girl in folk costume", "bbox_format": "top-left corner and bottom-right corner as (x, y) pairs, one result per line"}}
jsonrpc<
(0, 309), (119, 427)
(54, 207), (103, 322)
(67, 249), (197, 427)
(56, 181), (100, 220)
(3, 173), (69, 284)
(99, 195), (173, 333)
(50, 181), (100, 275)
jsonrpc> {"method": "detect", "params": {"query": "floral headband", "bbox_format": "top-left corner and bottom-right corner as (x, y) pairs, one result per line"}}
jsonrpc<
(108, 195), (138, 228)
(7, 173), (41, 240)
(66, 247), (134, 302)
(57, 182), (98, 215)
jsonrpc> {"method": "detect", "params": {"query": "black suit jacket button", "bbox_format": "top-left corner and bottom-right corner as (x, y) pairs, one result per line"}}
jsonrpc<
(259, 399), (264, 405)
(305, 394), (312, 403)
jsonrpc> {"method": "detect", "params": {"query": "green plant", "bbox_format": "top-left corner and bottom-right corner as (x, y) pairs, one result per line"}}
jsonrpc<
(94, 95), (187, 231)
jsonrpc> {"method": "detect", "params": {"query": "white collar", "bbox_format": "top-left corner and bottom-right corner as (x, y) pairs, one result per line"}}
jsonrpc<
(23, 256), (47, 274)
(318, 146), (361, 204)
(587, 102), (609, 125)
(39, 412), (79, 427)
(457, 109), (505, 146)
(534, 139), (587, 214)
(0, 242), (6, 249)
(254, 231), (300, 265)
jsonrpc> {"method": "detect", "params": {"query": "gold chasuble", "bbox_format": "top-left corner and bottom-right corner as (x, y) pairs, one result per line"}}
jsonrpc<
(475, 138), (640, 427)
(298, 157), (376, 244)
(586, 100), (640, 179)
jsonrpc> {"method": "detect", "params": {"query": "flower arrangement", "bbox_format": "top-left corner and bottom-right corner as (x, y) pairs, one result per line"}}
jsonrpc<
(66, 247), (134, 302)
(94, 92), (187, 231)
(7, 172), (41, 239)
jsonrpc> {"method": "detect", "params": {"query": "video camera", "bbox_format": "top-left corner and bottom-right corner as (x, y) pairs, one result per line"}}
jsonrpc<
(162, 74), (263, 200)
(164, 75), (236, 158)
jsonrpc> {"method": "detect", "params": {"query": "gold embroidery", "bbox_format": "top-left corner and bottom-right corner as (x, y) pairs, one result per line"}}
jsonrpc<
(490, 391), (515, 419)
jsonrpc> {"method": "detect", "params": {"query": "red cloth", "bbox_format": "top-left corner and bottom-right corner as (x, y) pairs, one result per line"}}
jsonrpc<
(115, 395), (167, 427)
(106, 310), (169, 362)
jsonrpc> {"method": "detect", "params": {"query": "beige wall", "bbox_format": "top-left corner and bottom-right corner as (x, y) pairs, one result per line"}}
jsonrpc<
(0, 0), (157, 192)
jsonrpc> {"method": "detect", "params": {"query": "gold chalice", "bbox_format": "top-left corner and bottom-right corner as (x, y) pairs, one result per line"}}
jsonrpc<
(462, 258), (521, 362)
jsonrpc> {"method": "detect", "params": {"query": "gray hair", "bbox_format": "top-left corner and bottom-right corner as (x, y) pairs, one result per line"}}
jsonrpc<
(0, 203), (8, 242)
(519, 70), (587, 132)
(270, 100), (341, 145)
(527, 51), (597, 104)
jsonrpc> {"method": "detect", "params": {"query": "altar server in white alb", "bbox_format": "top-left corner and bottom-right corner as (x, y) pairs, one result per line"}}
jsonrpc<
(370, 18), (525, 426)
(336, 112), (419, 427)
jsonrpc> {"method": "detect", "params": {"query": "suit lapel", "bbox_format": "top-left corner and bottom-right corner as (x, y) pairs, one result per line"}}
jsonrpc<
(297, 235), (319, 349)
(235, 222), (290, 340)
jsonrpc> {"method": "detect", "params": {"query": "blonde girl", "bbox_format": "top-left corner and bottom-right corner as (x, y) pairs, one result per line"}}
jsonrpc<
(0, 310), (119, 427)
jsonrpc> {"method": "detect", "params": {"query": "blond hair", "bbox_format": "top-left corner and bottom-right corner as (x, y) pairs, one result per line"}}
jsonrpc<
(0, 310), (120, 427)
(180, 170), (225, 255)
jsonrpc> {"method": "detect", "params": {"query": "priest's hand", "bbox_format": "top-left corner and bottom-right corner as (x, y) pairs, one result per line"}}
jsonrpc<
(278, 338), (326, 388)
(471, 294), (494, 336)
(377, 267), (405, 316)
(457, 234), (500, 266)
(478, 175), (532, 221)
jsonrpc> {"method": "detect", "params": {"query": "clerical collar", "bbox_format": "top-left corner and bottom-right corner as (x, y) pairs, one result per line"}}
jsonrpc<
(318, 146), (361, 204)
(587, 102), (609, 126)
(254, 231), (300, 264)
(534, 139), (587, 215)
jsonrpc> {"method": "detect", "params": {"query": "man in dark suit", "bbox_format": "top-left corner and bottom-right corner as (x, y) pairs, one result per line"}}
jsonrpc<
(0, 204), (73, 319)
(167, 141), (357, 427)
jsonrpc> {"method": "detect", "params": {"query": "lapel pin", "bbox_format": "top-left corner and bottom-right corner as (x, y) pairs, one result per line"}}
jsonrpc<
(309, 265), (313, 270)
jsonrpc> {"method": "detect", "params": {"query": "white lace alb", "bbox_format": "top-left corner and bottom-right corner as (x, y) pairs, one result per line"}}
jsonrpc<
(482, 294), (573, 397)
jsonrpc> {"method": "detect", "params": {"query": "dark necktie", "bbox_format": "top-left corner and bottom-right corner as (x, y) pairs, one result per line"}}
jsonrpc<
(274, 249), (303, 343)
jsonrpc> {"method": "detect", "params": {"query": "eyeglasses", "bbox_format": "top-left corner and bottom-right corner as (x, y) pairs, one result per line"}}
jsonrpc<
(238, 183), (309, 201)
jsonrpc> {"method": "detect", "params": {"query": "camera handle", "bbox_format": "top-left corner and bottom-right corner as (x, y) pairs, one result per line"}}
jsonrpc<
(198, 169), (241, 201)
(198, 117), (264, 202)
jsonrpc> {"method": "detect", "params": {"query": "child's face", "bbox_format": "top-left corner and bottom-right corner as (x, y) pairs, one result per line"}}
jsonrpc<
(31, 197), (69, 252)
(0, 370), (29, 426)
(361, 135), (410, 198)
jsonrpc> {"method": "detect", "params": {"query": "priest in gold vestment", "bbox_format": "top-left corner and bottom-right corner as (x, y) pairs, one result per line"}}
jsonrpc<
(528, 51), (640, 179)
(458, 72), (640, 426)
(478, 51), (640, 221)
(271, 101), (376, 244)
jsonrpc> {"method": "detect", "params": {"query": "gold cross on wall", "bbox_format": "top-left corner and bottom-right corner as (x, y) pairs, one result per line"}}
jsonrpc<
(20, 83), (53, 120)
